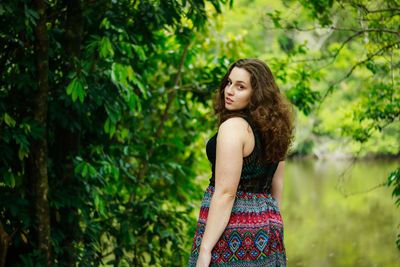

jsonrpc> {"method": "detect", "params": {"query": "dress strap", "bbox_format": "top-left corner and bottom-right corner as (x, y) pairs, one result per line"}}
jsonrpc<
(242, 116), (255, 130)
(240, 116), (260, 166)
(241, 116), (258, 144)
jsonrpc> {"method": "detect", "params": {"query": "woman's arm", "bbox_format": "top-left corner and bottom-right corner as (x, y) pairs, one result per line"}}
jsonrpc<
(196, 118), (247, 267)
(270, 161), (285, 209)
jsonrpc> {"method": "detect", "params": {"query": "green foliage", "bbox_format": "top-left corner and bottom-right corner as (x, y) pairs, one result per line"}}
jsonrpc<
(263, 0), (400, 249)
(66, 77), (87, 103)
(387, 167), (400, 250)
(388, 168), (400, 208)
(0, 0), (235, 266)
(299, 0), (334, 26)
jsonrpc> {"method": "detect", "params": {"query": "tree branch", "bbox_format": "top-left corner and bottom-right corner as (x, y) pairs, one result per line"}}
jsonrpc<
(331, 31), (364, 60)
(265, 24), (400, 36)
(291, 31), (364, 64)
(153, 43), (189, 144)
(332, 27), (400, 35)
(130, 41), (191, 202)
(319, 40), (400, 105)
(368, 8), (400, 13)
(341, 181), (387, 197)
(347, 1), (400, 14)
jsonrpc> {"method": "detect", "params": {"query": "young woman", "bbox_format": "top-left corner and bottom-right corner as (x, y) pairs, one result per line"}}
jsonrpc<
(188, 58), (294, 267)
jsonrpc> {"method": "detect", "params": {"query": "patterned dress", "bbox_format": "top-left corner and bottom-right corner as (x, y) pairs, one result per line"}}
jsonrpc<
(188, 118), (286, 266)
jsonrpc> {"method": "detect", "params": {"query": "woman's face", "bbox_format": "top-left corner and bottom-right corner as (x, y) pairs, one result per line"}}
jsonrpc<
(224, 67), (253, 111)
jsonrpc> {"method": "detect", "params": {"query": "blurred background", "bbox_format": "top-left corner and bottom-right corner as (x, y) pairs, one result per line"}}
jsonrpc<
(0, 0), (399, 266)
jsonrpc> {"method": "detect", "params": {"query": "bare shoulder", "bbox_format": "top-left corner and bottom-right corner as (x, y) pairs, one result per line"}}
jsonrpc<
(218, 117), (249, 140)
(276, 160), (285, 171)
(219, 117), (249, 132)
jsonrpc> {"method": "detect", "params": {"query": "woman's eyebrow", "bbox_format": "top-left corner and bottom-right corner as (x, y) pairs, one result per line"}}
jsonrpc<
(234, 80), (247, 85)
(228, 77), (247, 84)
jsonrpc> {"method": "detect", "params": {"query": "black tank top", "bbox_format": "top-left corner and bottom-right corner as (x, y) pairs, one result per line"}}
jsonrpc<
(206, 117), (279, 193)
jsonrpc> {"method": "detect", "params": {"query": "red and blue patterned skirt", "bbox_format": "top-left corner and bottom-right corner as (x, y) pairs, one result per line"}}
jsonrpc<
(188, 185), (286, 266)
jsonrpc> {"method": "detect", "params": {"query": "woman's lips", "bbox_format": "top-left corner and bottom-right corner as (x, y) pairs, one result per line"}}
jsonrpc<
(225, 97), (233, 104)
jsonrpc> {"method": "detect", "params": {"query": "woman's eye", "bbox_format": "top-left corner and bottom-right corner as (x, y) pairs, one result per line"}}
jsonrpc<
(238, 85), (245, 89)
(227, 81), (232, 85)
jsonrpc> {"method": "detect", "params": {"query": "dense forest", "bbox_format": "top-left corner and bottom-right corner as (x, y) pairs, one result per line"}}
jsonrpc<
(0, 0), (399, 266)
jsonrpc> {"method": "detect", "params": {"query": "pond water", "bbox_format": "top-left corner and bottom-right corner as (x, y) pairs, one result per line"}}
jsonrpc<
(283, 158), (400, 266)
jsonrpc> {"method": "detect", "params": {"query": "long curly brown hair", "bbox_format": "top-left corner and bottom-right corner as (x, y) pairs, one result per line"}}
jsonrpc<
(213, 58), (294, 162)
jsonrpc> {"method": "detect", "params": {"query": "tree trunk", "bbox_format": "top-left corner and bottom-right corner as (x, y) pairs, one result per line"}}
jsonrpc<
(54, 1), (84, 265)
(32, 0), (51, 265)
(66, 0), (84, 60)
(0, 222), (10, 267)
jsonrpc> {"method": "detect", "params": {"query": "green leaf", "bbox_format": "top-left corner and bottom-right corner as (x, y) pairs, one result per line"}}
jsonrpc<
(131, 75), (147, 99)
(24, 4), (39, 26)
(112, 166), (119, 180)
(100, 36), (114, 58)
(94, 194), (100, 209)
(100, 17), (111, 30)
(120, 128), (129, 140)
(67, 71), (76, 79)
(78, 76), (87, 103)
(132, 44), (147, 60)
(18, 147), (28, 160)
(4, 171), (15, 188)
(109, 122), (116, 138)
(104, 118), (110, 133)
(75, 162), (85, 174)
(66, 78), (76, 95)
(4, 113), (16, 127)
(128, 93), (140, 111)
(66, 77), (85, 102)
(88, 165), (97, 178)
(82, 164), (88, 177)
(128, 230), (136, 245)
(104, 117), (116, 138)
(123, 146), (129, 155)
(20, 123), (31, 134)
(126, 65), (135, 82)
(72, 81), (81, 102)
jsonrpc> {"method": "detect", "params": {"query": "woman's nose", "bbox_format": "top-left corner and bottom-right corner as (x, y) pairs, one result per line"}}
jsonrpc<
(226, 84), (234, 95)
